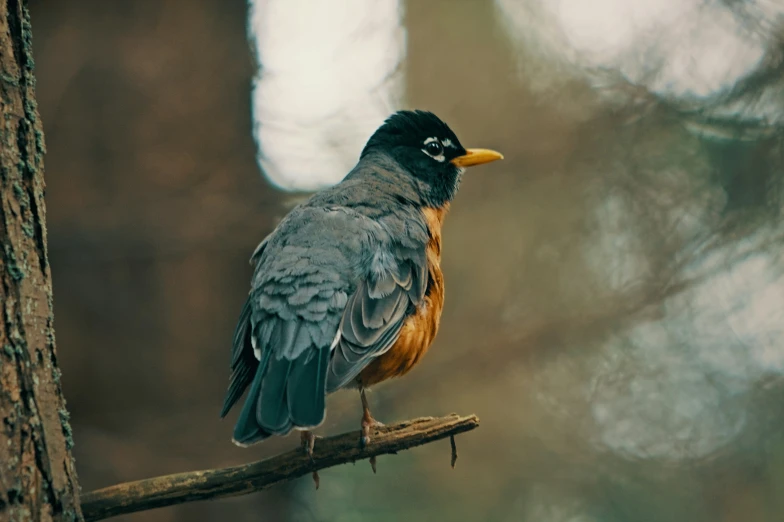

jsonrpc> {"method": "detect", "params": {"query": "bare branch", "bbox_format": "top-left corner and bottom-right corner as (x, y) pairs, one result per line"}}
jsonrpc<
(80, 414), (480, 521)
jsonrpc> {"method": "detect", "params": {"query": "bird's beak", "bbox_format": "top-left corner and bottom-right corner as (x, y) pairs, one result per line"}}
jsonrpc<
(450, 148), (504, 168)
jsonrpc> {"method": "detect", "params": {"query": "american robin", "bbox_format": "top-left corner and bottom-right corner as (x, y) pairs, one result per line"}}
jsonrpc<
(220, 110), (502, 459)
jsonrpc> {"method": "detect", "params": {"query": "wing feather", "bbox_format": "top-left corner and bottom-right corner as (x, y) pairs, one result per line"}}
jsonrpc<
(326, 252), (427, 392)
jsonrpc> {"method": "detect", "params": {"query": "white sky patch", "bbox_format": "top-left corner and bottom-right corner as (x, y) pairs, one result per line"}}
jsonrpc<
(575, 188), (784, 459)
(248, 0), (406, 191)
(494, 0), (784, 128)
(589, 230), (784, 460)
(553, 0), (767, 99)
(522, 166), (784, 461)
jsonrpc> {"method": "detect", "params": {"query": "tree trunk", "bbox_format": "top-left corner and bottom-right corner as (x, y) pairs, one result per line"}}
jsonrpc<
(0, 1), (83, 520)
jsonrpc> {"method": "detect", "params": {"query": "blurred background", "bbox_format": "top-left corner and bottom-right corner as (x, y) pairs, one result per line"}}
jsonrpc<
(30, 0), (784, 521)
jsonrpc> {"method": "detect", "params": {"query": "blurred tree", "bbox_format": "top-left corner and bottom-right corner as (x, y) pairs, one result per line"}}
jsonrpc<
(0, 1), (82, 520)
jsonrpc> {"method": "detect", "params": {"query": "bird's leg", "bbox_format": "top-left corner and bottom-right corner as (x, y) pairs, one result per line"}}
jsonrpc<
(300, 430), (317, 460)
(300, 430), (320, 489)
(360, 387), (384, 446)
(359, 387), (384, 473)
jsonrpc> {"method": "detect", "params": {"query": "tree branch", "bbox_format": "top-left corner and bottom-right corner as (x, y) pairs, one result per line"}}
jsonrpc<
(80, 413), (479, 521)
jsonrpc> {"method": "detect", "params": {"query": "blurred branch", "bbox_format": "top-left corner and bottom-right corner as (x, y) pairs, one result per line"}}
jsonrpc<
(80, 414), (480, 521)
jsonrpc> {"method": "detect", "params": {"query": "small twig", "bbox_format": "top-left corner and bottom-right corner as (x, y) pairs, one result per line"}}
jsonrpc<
(450, 434), (458, 468)
(80, 414), (479, 521)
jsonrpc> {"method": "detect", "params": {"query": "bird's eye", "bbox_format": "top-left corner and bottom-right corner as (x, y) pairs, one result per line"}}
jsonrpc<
(425, 141), (443, 157)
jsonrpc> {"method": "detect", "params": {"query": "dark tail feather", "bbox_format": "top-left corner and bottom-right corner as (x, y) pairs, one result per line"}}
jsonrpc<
(221, 364), (252, 418)
(232, 364), (270, 446)
(220, 299), (258, 418)
(287, 347), (330, 427)
(232, 314), (330, 442)
(258, 356), (294, 434)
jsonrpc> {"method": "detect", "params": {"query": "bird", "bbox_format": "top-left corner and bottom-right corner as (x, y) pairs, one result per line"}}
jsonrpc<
(220, 110), (503, 464)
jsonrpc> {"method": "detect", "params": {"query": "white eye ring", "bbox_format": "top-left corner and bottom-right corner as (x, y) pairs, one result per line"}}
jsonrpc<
(422, 137), (445, 162)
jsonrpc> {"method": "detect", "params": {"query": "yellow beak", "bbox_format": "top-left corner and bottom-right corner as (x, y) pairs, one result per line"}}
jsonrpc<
(450, 148), (504, 168)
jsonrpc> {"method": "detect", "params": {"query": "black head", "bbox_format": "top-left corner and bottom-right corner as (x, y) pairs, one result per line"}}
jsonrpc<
(360, 110), (501, 207)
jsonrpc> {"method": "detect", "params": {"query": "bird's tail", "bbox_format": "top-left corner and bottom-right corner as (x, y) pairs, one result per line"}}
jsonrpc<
(231, 326), (331, 446)
(231, 362), (271, 446)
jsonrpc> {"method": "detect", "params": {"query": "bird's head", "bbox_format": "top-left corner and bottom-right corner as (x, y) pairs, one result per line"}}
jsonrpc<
(360, 110), (503, 207)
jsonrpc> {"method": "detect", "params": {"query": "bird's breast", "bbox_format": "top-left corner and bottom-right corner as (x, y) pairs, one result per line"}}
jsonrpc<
(358, 205), (448, 387)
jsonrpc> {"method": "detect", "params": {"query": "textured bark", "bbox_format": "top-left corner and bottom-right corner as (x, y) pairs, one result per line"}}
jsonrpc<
(0, 1), (83, 521)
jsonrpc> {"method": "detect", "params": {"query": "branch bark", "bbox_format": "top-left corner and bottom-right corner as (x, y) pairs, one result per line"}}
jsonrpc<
(80, 414), (479, 521)
(0, 1), (83, 520)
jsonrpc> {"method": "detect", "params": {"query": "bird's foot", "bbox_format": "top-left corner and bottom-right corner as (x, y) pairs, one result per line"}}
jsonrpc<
(361, 414), (384, 474)
(300, 431), (321, 489)
(300, 430), (321, 461)
(358, 387), (383, 473)
(360, 415), (385, 448)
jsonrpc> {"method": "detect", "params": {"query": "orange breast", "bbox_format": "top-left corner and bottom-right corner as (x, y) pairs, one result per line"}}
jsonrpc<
(359, 205), (448, 388)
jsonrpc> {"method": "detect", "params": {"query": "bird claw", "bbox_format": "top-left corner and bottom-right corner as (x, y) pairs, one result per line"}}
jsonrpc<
(361, 417), (384, 473)
(300, 431), (320, 462)
(359, 387), (383, 473)
(300, 431), (321, 489)
(360, 417), (384, 448)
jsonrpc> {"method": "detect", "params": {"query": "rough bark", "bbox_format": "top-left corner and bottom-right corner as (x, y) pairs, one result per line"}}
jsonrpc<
(0, 1), (83, 520)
